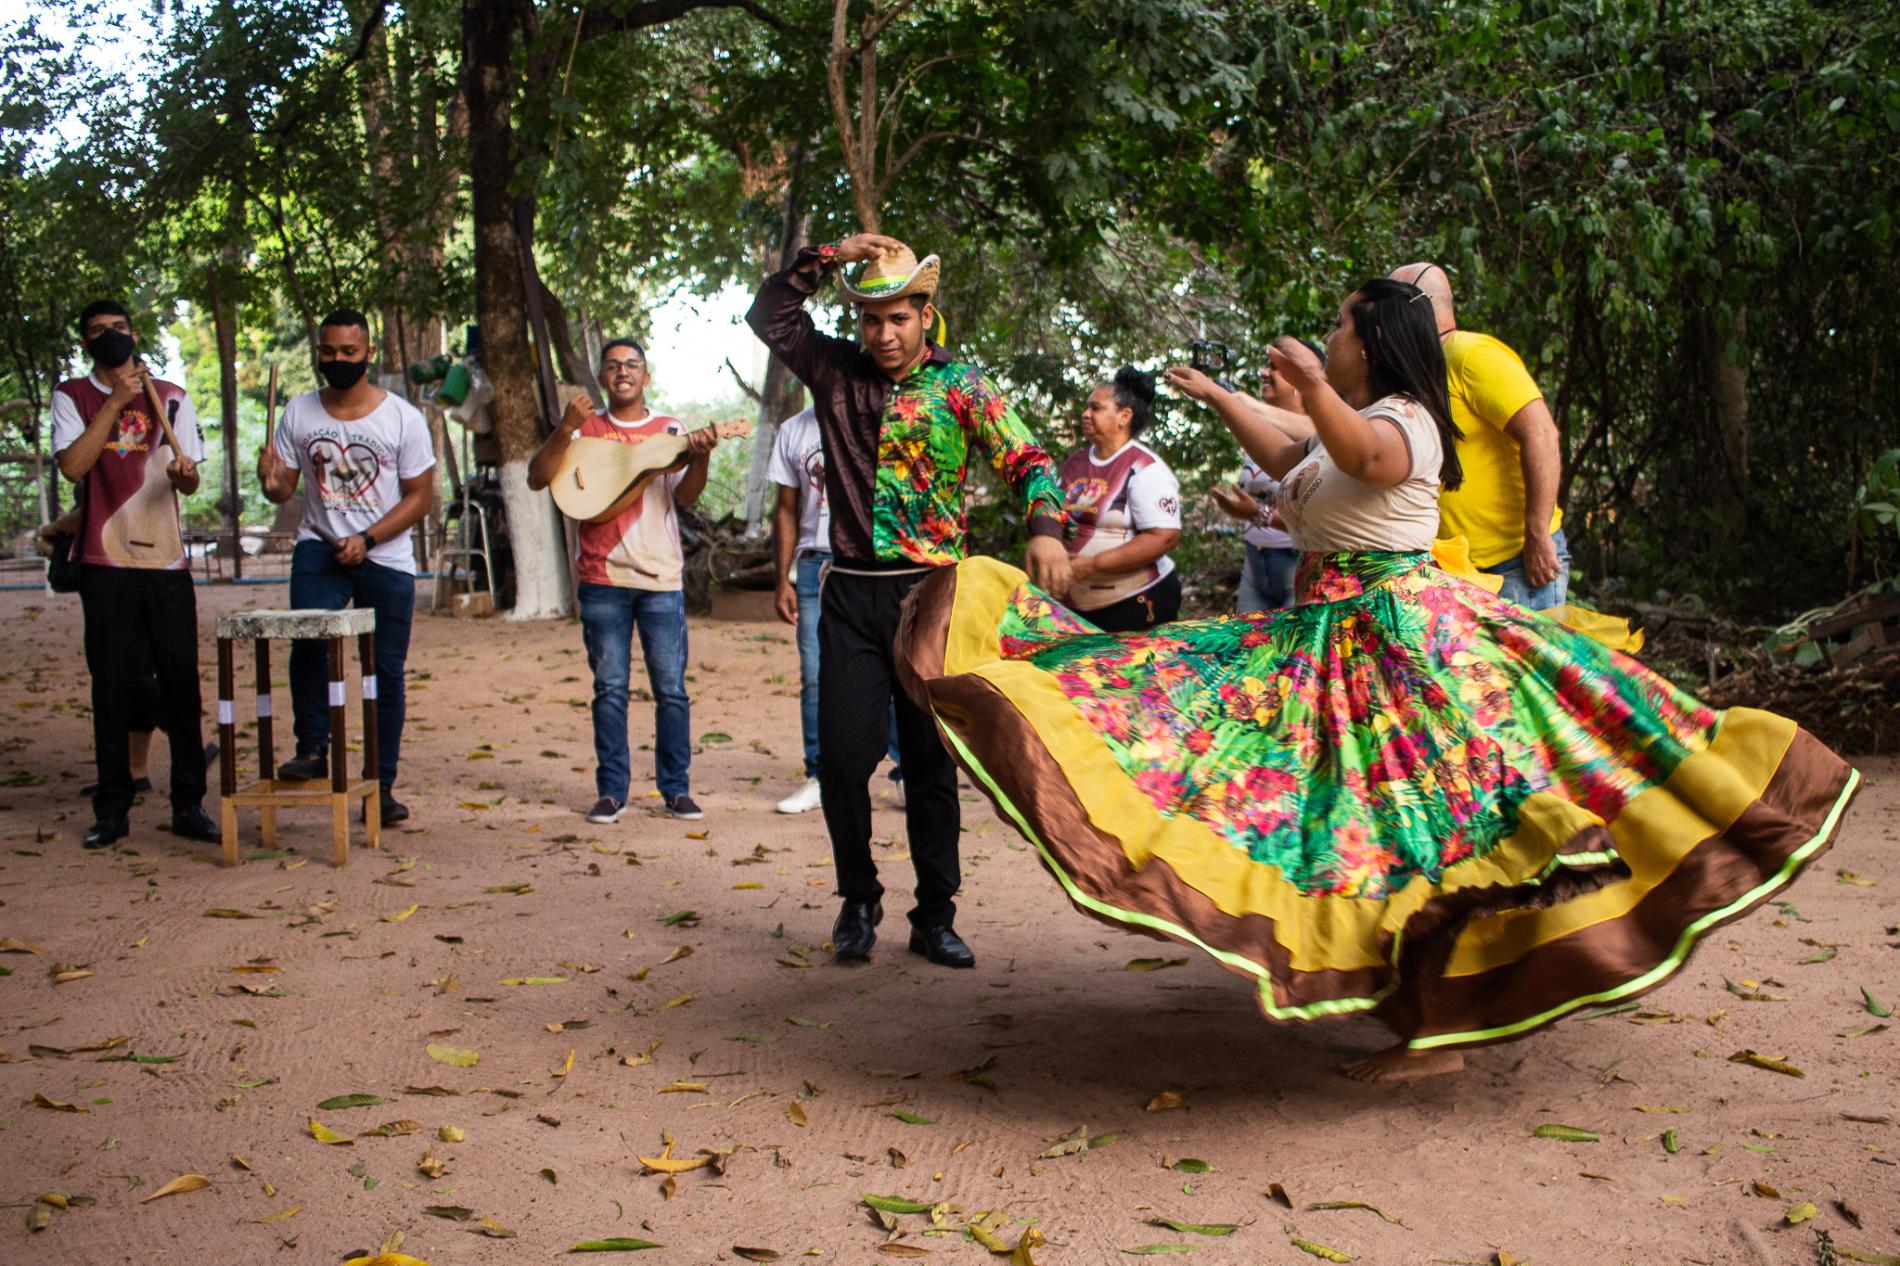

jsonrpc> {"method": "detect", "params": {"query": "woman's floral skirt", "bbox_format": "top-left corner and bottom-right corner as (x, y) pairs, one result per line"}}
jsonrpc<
(895, 552), (1859, 1049)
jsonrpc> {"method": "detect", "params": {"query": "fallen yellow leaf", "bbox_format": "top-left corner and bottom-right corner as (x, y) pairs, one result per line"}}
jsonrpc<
(140, 1173), (212, 1203)
(382, 903), (419, 923)
(309, 1119), (354, 1146)
(639, 1152), (715, 1174)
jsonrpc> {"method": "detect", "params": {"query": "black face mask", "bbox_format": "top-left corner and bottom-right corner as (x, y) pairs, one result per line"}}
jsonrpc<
(319, 357), (371, 391)
(85, 329), (136, 369)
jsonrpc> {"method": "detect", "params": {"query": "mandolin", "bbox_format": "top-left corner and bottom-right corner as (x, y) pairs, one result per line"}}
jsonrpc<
(550, 418), (752, 524)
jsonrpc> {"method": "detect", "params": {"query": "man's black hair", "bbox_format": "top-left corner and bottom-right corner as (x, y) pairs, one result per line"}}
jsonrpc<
(78, 299), (129, 336)
(319, 307), (371, 333)
(600, 338), (646, 365)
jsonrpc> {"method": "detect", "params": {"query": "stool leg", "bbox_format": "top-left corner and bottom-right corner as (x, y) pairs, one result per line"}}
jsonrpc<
(255, 639), (275, 783)
(216, 639), (238, 867)
(359, 629), (380, 851)
(329, 638), (350, 867)
(216, 639), (236, 798)
(254, 639), (277, 847)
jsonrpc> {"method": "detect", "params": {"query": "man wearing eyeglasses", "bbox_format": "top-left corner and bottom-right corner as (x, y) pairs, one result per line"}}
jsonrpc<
(528, 339), (718, 825)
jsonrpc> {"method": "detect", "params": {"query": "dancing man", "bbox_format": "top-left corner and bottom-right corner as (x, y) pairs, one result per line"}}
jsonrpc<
(260, 308), (435, 826)
(746, 233), (1071, 968)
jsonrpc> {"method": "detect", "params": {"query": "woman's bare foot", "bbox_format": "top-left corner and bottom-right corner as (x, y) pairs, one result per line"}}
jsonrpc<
(1338, 1044), (1465, 1083)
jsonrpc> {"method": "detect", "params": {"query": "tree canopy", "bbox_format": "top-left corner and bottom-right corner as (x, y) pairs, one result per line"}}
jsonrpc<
(2, 0), (1895, 608)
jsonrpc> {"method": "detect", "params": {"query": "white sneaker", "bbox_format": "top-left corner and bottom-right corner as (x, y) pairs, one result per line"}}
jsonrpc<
(777, 778), (822, 814)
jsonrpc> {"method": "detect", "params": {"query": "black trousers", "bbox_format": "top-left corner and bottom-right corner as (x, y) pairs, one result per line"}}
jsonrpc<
(79, 567), (206, 819)
(817, 567), (961, 929)
(1084, 570), (1182, 633)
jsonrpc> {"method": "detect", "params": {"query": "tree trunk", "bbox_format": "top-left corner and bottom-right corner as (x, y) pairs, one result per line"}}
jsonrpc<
(744, 156), (812, 534)
(206, 265), (243, 580)
(462, 0), (570, 619)
(1711, 306), (1749, 547)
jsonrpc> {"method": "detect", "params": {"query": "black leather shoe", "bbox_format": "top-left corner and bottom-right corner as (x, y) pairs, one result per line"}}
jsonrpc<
(83, 818), (129, 849)
(831, 899), (884, 962)
(378, 789), (409, 827)
(277, 748), (327, 781)
(908, 924), (976, 969)
(169, 805), (221, 843)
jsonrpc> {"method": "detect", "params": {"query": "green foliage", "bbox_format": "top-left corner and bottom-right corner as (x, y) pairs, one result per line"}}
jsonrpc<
(2, 0), (1894, 619)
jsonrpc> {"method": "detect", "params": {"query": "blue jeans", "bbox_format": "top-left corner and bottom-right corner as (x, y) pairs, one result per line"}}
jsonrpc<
(1238, 545), (1299, 613)
(1484, 528), (1571, 611)
(579, 583), (690, 803)
(796, 551), (901, 781)
(288, 539), (415, 789)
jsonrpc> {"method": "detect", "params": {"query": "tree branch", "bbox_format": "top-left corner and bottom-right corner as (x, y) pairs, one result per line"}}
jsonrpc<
(723, 358), (764, 404)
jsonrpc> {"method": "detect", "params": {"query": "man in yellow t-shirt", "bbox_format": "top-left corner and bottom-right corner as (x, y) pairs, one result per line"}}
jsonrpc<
(1391, 263), (1568, 609)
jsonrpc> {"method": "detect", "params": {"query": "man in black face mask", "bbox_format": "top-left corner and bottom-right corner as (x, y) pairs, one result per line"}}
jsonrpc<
(49, 299), (219, 849)
(259, 308), (436, 825)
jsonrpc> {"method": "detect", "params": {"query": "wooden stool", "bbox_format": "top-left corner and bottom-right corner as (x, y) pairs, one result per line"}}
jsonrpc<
(214, 608), (381, 867)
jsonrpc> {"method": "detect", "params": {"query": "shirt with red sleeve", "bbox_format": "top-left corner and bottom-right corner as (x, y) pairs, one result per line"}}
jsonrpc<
(50, 374), (206, 570)
(572, 408), (690, 590)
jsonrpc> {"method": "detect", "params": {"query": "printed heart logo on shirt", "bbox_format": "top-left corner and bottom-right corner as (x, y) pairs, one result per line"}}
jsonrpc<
(309, 438), (382, 502)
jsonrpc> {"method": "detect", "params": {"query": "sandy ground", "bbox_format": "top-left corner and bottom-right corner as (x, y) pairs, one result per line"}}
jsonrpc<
(0, 579), (1895, 1266)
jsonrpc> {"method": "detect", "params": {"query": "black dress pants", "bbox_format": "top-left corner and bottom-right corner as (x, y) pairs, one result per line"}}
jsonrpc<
(79, 567), (206, 820)
(817, 567), (961, 929)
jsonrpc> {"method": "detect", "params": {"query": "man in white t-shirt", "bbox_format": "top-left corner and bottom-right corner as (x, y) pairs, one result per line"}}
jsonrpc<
(767, 407), (904, 815)
(258, 308), (436, 825)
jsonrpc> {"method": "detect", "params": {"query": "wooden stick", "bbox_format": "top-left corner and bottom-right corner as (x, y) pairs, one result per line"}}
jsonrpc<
(136, 362), (185, 456)
(264, 362), (279, 448)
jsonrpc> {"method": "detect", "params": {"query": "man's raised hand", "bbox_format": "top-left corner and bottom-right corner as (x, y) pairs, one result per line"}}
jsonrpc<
(834, 233), (909, 265)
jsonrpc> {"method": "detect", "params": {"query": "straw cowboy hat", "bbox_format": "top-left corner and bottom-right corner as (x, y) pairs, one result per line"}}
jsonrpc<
(839, 242), (940, 303)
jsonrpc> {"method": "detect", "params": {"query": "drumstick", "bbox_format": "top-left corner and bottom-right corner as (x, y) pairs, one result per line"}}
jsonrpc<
(136, 360), (185, 456)
(263, 362), (279, 448)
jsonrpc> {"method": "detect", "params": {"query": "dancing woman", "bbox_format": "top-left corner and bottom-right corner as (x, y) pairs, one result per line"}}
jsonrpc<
(896, 278), (1859, 1081)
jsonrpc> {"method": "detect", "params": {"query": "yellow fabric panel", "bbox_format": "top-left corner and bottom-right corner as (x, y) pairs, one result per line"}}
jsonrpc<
(1443, 708), (1795, 975)
(1430, 535), (1505, 593)
(1436, 330), (1563, 568)
(1545, 604), (1645, 654)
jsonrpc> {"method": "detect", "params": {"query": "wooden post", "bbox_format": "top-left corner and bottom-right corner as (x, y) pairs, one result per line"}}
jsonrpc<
(328, 637), (350, 867)
(217, 637), (238, 867)
(254, 638), (276, 847)
(359, 629), (380, 851)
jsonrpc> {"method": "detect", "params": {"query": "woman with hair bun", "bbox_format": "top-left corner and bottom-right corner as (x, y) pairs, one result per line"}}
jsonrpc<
(1056, 367), (1184, 632)
(895, 280), (1857, 1082)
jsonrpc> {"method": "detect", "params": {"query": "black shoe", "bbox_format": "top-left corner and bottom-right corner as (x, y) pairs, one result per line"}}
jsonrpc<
(831, 899), (884, 962)
(277, 748), (327, 781)
(83, 818), (129, 850)
(81, 776), (151, 799)
(169, 805), (220, 843)
(379, 789), (409, 827)
(908, 924), (976, 969)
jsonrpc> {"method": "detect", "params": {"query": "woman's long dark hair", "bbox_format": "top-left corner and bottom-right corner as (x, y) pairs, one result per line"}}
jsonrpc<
(1347, 278), (1464, 490)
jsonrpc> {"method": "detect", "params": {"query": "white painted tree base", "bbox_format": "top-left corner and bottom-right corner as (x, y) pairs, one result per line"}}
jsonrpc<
(497, 458), (572, 620)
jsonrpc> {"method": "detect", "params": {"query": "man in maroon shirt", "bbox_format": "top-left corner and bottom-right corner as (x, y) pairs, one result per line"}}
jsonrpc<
(51, 300), (218, 849)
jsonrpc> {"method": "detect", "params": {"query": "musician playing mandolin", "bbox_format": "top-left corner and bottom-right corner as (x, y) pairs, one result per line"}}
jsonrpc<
(259, 308), (436, 827)
(51, 299), (219, 850)
(527, 339), (718, 825)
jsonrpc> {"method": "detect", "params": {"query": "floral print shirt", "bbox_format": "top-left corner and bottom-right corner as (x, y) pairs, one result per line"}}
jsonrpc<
(746, 245), (1065, 566)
